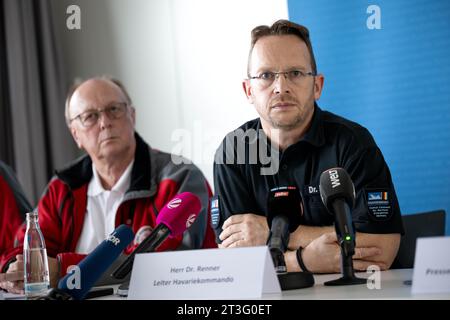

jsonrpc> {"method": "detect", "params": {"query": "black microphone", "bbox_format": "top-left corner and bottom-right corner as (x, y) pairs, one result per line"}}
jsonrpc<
(267, 186), (302, 272)
(319, 167), (365, 286)
(40, 225), (134, 300)
(112, 192), (201, 280)
(266, 186), (314, 290)
(319, 167), (356, 256)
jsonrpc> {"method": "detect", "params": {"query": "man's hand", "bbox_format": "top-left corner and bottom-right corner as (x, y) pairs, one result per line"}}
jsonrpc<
(0, 255), (24, 294)
(301, 232), (383, 273)
(0, 271), (23, 282)
(0, 255), (60, 294)
(219, 214), (269, 248)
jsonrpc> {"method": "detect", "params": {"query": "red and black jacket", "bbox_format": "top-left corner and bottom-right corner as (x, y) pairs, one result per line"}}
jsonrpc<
(1, 133), (216, 275)
(0, 161), (32, 266)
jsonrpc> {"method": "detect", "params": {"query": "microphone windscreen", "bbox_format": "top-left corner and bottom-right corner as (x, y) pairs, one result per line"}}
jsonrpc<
(156, 192), (201, 237)
(57, 224), (134, 300)
(267, 186), (302, 232)
(319, 167), (355, 212)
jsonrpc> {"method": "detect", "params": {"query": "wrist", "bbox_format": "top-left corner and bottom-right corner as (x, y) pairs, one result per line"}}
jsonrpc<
(296, 246), (312, 273)
(284, 250), (301, 272)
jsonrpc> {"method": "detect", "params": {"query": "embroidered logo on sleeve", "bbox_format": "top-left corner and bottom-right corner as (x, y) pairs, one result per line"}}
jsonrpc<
(210, 196), (221, 229)
(366, 190), (392, 221)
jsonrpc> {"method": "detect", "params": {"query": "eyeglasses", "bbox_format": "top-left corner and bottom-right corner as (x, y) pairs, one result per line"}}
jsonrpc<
(70, 102), (128, 128)
(249, 70), (316, 88)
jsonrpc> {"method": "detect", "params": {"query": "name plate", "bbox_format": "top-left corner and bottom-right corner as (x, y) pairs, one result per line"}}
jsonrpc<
(412, 236), (450, 295)
(128, 246), (281, 299)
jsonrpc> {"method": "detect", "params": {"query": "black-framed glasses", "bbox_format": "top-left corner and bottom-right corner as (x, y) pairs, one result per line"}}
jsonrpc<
(70, 102), (129, 128)
(249, 70), (316, 88)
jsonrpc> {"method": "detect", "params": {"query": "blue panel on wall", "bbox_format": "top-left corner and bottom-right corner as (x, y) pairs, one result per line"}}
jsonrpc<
(288, 0), (450, 234)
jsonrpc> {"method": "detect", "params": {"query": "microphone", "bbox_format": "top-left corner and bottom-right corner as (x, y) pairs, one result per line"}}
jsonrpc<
(319, 167), (365, 286)
(267, 186), (302, 272)
(319, 167), (356, 257)
(112, 192), (201, 280)
(42, 224), (134, 300)
(266, 186), (314, 290)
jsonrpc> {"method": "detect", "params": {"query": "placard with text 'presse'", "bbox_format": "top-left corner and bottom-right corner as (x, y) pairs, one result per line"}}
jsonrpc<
(412, 236), (450, 295)
(127, 246), (281, 299)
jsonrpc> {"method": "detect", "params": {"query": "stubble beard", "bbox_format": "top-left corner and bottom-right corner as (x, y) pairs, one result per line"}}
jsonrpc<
(267, 88), (316, 131)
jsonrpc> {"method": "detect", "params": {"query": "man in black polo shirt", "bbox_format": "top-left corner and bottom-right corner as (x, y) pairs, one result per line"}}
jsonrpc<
(213, 20), (403, 273)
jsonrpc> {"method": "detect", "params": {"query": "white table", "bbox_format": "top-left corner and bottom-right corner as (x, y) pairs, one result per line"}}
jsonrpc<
(273, 269), (450, 299)
(95, 269), (449, 300)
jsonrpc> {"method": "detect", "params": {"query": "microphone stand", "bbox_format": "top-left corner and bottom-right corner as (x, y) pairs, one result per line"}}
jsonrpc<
(324, 237), (366, 286)
(267, 213), (314, 291)
(277, 270), (315, 291)
(270, 246), (314, 290)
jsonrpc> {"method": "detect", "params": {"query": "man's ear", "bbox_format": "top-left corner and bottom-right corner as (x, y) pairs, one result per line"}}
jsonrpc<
(70, 126), (82, 149)
(242, 79), (254, 104)
(130, 106), (136, 126)
(313, 74), (325, 101)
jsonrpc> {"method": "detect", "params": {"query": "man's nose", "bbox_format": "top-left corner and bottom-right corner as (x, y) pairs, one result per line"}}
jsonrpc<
(273, 73), (290, 94)
(98, 110), (112, 128)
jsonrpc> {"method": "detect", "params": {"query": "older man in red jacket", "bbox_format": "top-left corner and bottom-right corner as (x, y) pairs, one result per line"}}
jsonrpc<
(0, 77), (216, 294)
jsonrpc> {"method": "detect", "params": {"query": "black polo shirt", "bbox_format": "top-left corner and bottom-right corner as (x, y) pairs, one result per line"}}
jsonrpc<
(213, 105), (404, 236)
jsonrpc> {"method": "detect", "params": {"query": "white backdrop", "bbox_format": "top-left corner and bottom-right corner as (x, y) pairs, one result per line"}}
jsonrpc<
(51, 0), (288, 188)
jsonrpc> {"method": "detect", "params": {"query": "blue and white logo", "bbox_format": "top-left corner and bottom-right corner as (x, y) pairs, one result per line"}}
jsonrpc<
(368, 192), (382, 201)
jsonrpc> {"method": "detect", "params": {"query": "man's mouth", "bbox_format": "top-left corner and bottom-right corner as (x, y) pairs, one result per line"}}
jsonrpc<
(101, 136), (117, 143)
(271, 102), (296, 109)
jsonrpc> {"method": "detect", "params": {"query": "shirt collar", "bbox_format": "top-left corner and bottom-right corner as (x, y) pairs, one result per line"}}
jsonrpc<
(88, 159), (135, 197)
